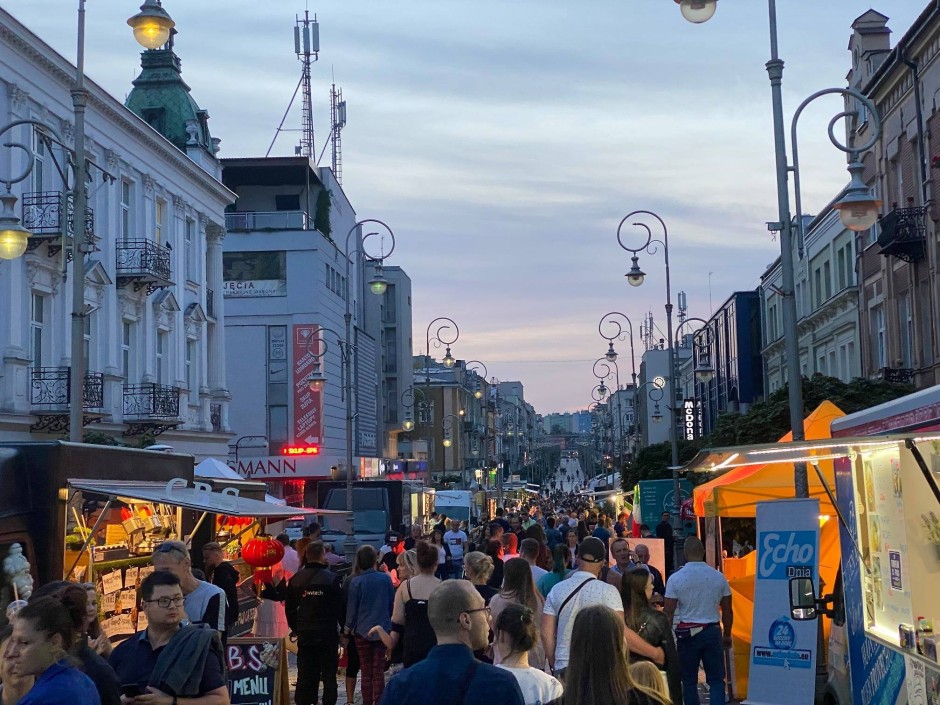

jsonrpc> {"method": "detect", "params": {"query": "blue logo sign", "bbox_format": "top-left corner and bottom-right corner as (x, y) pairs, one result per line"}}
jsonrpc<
(758, 531), (817, 580)
(769, 617), (796, 650)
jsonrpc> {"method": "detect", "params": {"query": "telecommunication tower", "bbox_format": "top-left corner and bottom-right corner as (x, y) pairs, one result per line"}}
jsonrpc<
(330, 83), (347, 184)
(295, 11), (319, 158)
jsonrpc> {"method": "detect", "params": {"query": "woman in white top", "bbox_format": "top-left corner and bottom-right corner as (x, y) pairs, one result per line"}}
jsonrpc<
(494, 603), (563, 705)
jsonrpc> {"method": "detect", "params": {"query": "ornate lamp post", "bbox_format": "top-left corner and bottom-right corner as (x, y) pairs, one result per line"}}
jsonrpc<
(422, 317), (459, 483)
(465, 360), (489, 488)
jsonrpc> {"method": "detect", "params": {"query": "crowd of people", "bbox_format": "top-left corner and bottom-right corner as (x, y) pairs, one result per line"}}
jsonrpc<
(284, 486), (734, 705)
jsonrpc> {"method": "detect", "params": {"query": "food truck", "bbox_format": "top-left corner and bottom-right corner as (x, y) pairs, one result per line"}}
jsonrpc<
(684, 389), (940, 704)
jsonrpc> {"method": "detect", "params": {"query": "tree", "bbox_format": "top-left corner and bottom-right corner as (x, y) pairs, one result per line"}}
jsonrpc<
(706, 375), (914, 447)
(622, 439), (700, 490)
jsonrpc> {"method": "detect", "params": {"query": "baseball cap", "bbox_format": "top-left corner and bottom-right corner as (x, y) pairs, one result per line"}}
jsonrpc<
(578, 537), (606, 563)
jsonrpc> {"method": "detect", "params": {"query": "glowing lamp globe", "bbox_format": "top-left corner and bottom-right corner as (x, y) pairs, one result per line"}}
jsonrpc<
(402, 418), (415, 432)
(677, 0), (717, 23)
(443, 438), (453, 448)
(0, 193), (30, 260)
(127, 0), (175, 50)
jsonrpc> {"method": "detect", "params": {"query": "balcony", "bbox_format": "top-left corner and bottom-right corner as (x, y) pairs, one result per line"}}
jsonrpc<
(122, 383), (181, 437)
(29, 367), (106, 433)
(22, 191), (94, 257)
(115, 239), (173, 295)
(877, 206), (927, 262)
(880, 367), (915, 385)
(225, 211), (308, 232)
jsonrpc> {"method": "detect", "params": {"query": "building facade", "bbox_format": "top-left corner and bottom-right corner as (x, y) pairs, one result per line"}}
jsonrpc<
(0, 9), (232, 457)
(849, 7), (940, 388)
(220, 157), (380, 500)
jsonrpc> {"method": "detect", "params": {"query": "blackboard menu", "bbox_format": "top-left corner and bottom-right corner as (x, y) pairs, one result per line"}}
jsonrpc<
(225, 637), (288, 705)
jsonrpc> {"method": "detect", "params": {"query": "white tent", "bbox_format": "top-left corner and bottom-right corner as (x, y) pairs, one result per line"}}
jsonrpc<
(194, 458), (287, 506)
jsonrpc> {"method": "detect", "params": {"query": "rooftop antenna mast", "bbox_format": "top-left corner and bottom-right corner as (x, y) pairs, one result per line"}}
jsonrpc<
(330, 81), (347, 184)
(295, 10), (319, 158)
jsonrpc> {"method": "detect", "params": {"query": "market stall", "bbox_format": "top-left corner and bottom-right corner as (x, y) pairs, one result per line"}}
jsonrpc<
(62, 477), (343, 642)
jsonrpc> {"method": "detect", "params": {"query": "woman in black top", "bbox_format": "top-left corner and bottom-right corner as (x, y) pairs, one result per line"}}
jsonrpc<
(484, 539), (505, 590)
(463, 551), (498, 604)
(621, 569), (682, 705)
(370, 542), (440, 667)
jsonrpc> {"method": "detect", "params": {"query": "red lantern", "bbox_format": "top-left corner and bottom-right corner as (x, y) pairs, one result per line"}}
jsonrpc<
(242, 535), (284, 585)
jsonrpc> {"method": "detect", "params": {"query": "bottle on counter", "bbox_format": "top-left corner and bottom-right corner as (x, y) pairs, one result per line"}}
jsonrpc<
(916, 617), (933, 655)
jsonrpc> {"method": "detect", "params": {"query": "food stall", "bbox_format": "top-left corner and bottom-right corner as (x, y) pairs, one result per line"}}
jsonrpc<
(61, 477), (342, 642)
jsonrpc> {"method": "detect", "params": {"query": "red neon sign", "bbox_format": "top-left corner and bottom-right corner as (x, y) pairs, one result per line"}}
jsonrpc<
(281, 445), (320, 456)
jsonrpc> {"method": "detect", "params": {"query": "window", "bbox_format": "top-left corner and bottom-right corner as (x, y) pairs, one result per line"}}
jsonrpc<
(898, 294), (913, 368)
(154, 199), (166, 244)
(871, 306), (886, 369)
(823, 261), (832, 301)
(275, 194), (300, 211)
(186, 340), (198, 393)
(185, 219), (196, 281)
(82, 314), (92, 372)
(268, 406), (288, 445)
(813, 268), (822, 308)
(121, 181), (133, 242)
(156, 331), (167, 384)
(32, 130), (45, 192)
(122, 321), (134, 380)
(30, 294), (45, 366)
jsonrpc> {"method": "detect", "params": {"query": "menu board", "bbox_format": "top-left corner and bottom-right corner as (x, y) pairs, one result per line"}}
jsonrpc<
(226, 637), (289, 705)
(97, 564), (153, 641)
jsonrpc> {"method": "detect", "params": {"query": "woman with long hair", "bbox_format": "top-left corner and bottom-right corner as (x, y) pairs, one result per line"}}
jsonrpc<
(428, 529), (451, 580)
(620, 569), (681, 705)
(576, 520), (589, 543)
(549, 604), (662, 705)
(629, 662), (671, 705)
(369, 542), (440, 667)
(81, 585), (110, 658)
(345, 545), (395, 705)
(4, 597), (101, 705)
(523, 524), (553, 571)
(485, 538), (505, 590)
(494, 603), (563, 705)
(464, 551), (497, 604)
(489, 557), (545, 669)
(537, 544), (571, 598)
(341, 547), (366, 705)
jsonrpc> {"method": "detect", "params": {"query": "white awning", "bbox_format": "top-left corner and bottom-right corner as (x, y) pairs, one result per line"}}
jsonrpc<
(67, 479), (344, 518)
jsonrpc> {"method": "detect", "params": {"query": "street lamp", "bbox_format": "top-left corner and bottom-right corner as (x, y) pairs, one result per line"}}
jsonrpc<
(616, 210), (681, 532)
(599, 311), (640, 470)
(674, 0), (717, 24)
(339, 219), (396, 560)
(675, 318), (716, 385)
(127, 0), (175, 49)
(466, 360), (489, 487)
(423, 317), (460, 482)
(678, 1), (884, 499)
(0, 189), (30, 260)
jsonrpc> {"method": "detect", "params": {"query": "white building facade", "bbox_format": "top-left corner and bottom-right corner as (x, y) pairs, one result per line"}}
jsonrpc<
(0, 9), (232, 457)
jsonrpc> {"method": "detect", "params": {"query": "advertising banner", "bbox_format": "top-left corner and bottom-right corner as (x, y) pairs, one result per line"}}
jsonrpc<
(746, 499), (820, 705)
(292, 325), (322, 445)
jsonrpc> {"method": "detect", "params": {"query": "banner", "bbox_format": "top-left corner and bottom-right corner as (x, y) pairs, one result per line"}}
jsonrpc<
(292, 325), (322, 445)
(746, 499), (820, 705)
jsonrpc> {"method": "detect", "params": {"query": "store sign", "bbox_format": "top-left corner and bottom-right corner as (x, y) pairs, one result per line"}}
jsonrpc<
(292, 325), (322, 445)
(228, 456), (330, 479)
(223, 279), (286, 298)
(682, 398), (703, 441)
(749, 499), (820, 704)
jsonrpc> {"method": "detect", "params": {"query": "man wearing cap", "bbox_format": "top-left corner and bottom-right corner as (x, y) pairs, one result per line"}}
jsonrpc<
(541, 537), (664, 679)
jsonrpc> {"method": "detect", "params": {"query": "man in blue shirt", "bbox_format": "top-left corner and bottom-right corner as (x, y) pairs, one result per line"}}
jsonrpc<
(380, 581), (524, 705)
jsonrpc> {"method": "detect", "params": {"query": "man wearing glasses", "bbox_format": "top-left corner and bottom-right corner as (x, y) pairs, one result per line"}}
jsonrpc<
(152, 540), (228, 645)
(109, 571), (230, 704)
(380, 581), (524, 705)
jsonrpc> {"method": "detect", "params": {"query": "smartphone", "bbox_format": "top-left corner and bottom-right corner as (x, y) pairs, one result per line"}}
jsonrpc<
(120, 684), (145, 698)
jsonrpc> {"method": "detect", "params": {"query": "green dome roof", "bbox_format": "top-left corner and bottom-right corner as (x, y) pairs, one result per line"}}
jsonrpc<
(125, 46), (215, 155)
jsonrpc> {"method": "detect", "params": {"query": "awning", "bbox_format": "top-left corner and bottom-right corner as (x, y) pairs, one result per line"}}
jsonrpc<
(67, 479), (344, 518)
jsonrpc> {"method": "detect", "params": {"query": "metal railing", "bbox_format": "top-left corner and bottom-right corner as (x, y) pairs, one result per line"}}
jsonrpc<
(30, 367), (104, 410)
(224, 211), (308, 231)
(123, 383), (180, 419)
(22, 191), (94, 238)
(116, 239), (172, 281)
(877, 206), (927, 262)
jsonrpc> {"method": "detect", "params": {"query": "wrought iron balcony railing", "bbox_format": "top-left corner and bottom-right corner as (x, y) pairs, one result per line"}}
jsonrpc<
(877, 206), (927, 262)
(22, 191), (93, 256)
(881, 367), (915, 385)
(115, 239), (173, 294)
(30, 367), (105, 411)
(123, 383), (180, 420)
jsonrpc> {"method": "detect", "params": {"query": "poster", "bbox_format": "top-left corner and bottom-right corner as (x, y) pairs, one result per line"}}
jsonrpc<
(746, 499), (820, 705)
(226, 637), (289, 705)
(292, 324), (323, 445)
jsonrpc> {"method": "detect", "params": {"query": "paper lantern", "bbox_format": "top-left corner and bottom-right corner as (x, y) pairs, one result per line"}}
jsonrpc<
(242, 535), (284, 585)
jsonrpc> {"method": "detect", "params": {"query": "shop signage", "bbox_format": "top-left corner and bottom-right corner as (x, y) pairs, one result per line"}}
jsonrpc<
(223, 280), (287, 298)
(749, 499), (820, 704)
(226, 637), (288, 705)
(292, 325), (322, 445)
(228, 456), (330, 479)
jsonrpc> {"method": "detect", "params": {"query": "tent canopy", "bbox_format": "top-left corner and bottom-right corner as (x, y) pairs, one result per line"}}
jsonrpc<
(692, 400), (846, 518)
(68, 479), (342, 518)
(194, 457), (241, 480)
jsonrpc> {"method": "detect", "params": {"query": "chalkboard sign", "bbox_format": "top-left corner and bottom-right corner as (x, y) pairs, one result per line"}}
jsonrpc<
(226, 637), (289, 705)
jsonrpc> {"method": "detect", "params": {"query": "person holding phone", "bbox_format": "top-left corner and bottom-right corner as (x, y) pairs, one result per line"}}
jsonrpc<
(109, 571), (230, 705)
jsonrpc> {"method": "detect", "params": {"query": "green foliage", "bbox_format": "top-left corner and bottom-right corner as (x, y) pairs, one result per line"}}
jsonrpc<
(314, 188), (332, 238)
(706, 375), (914, 447)
(82, 431), (127, 447)
(622, 439), (701, 490)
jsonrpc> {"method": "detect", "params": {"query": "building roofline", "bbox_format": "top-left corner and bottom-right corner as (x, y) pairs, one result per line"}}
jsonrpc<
(863, 2), (940, 94)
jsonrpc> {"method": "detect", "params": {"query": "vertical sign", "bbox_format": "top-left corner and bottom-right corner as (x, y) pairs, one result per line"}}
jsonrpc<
(748, 499), (820, 705)
(292, 324), (322, 444)
(683, 399), (696, 441)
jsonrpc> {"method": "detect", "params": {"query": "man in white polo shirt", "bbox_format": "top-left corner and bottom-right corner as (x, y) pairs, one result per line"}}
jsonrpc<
(541, 537), (663, 678)
(664, 536), (733, 705)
